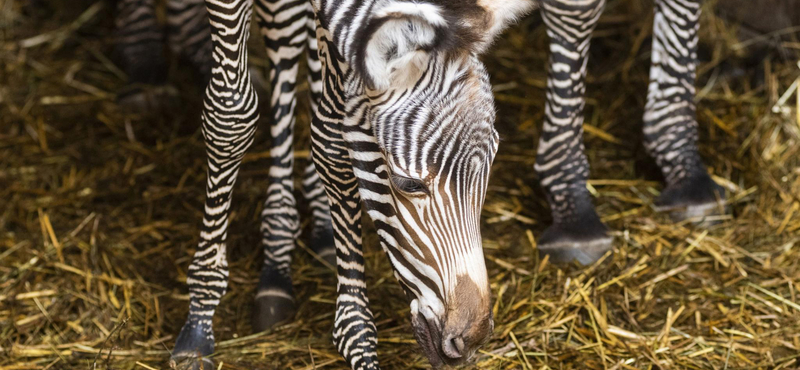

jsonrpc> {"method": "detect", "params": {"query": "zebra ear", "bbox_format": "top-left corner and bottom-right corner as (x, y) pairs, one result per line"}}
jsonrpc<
(472, 0), (536, 54)
(357, 1), (450, 91)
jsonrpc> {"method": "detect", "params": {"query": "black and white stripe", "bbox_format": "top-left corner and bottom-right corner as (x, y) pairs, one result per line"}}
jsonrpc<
(172, 0), (260, 363)
(533, 0), (725, 265)
(158, 0), (534, 369)
(114, 0), (166, 85)
(112, 0), (727, 367)
(166, 0), (213, 80)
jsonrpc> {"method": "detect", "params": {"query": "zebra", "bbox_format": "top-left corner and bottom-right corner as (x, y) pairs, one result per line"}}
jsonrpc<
(531, 0), (726, 265)
(112, 0), (727, 367)
(113, 0), (534, 369)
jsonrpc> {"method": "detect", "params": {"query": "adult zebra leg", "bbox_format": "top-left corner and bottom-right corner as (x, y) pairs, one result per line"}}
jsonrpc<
(645, 0), (725, 221)
(535, 0), (611, 265)
(166, 0), (213, 82)
(250, 0), (306, 332)
(172, 0), (258, 367)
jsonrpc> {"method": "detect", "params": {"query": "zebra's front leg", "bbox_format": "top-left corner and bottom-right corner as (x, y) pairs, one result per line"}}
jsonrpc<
(535, 0), (611, 265)
(301, 15), (336, 267)
(172, 0), (259, 368)
(309, 54), (379, 369)
(312, 155), (379, 370)
(250, 0), (336, 331)
(329, 194), (379, 370)
(645, 0), (725, 222)
(310, 116), (379, 368)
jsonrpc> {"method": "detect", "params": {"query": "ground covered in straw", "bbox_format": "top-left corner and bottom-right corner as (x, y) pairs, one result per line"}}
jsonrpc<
(2, 0), (799, 369)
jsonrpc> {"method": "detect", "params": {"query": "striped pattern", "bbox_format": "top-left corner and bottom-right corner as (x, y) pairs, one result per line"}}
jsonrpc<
(174, 0), (260, 359)
(160, 0), (534, 368)
(307, 1), (533, 366)
(251, 0), (335, 330)
(114, 0), (337, 338)
(644, 0), (704, 185)
(112, 0), (534, 367)
(534, 0), (722, 264)
(114, 0), (165, 85)
(536, 0), (606, 225)
(167, 0), (213, 79)
(113, 0), (723, 367)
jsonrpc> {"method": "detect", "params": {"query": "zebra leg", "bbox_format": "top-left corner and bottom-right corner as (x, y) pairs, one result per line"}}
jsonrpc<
(535, 0), (611, 265)
(302, 160), (336, 266)
(114, 0), (169, 108)
(311, 34), (379, 369)
(172, 0), (258, 367)
(645, 0), (725, 221)
(249, 0), (307, 332)
(166, 0), (213, 82)
(115, 0), (166, 85)
(312, 129), (380, 370)
(301, 14), (336, 267)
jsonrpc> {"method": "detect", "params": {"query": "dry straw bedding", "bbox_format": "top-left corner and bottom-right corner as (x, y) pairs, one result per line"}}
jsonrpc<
(1, 0), (799, 369)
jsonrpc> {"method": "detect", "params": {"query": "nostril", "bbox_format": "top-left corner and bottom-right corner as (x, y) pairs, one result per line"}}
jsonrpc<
(442, 334), (465, 359)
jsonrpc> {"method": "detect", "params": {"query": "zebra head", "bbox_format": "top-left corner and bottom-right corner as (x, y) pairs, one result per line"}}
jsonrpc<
(348, 0), (534, 367)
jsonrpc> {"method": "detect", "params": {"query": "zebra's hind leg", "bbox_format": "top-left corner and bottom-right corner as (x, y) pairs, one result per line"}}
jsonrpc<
(535, 0), (611, 265)
(250, 0), (309, 333)
(114, 0), (172, 110)
(166, 0), (213, 83)
(645, 0), (726, 223)
(172, 0), (259, 367)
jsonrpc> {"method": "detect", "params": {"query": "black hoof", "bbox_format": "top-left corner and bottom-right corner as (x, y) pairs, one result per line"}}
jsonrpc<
(538, 209), (613, 266)
(252, 290), (296, 332)
(655, 173), (727, 224)
(171, 354), (215, 370)
(172, 320), (214, 369)
(252, 269), (296, 332)
(310, 223), (336, 267)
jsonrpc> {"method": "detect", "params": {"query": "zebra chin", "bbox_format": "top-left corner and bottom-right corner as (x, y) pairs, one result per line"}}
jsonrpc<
(410, 306), (493, 368)
(408, 277), (494, 368)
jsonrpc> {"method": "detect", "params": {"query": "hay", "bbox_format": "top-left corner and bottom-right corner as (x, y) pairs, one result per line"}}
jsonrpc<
(1, 0), (799, 369)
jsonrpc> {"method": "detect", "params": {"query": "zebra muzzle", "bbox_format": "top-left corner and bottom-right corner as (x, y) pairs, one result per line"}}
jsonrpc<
(410, 298), (494, 368)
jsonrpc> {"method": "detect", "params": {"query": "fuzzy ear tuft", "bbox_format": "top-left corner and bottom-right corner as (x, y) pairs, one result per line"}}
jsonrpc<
(472, 0), (536, 53)
(356, 1), (451, 91)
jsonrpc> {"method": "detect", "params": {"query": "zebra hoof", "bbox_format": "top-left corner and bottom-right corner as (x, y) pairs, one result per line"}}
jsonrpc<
(170, 354), (215, 370)
(253, 268), (296, 332)
(310, 223), (336, 267)
(253, 289), (296, 332)
(537, 213), (613, 266)
(172, 320), (215, 369)
(655, 173), (727, 225)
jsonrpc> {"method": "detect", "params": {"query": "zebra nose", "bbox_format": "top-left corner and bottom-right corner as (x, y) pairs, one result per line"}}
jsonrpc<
(439, 314), (493, 362)
(442, 334), (466, 359)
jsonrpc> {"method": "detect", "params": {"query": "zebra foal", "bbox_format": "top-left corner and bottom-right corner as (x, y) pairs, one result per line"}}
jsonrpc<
(121, 0), (535, 369)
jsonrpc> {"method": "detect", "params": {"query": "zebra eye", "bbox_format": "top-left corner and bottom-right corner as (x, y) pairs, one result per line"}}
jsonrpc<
(391, 175), (429, 196)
